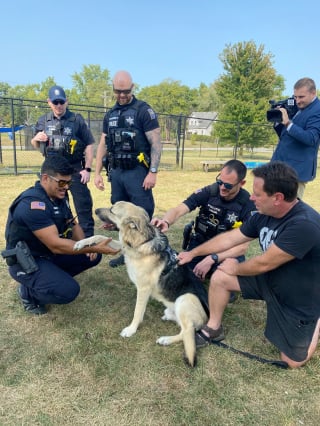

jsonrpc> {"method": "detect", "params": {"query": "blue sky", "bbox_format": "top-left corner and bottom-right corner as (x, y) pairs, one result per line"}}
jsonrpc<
(1, 0), (319, 95)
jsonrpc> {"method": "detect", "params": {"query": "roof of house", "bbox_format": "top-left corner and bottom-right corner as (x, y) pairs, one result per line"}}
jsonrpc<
(188, 111), (218, 129)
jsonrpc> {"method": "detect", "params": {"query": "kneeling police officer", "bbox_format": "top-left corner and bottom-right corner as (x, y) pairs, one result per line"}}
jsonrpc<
(2, 156), (119, 315)
(152, 160), (256, 301)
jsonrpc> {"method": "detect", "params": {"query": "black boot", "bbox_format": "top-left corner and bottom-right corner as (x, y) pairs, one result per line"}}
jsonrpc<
(17, 286), (47, 315)
(109, 254), (125, 268)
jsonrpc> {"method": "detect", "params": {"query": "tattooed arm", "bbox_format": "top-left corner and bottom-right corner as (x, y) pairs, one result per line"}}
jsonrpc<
(143, 127), (162, 190)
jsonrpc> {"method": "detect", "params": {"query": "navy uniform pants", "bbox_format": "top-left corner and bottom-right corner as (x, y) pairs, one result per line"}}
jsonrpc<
(110, 165), (155, 218)
(9, 253), (102, 306)
(70, 167), (94, 237)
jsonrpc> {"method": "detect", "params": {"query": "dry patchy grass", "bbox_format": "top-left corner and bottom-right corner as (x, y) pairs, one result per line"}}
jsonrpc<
(1, 167), (320, 425)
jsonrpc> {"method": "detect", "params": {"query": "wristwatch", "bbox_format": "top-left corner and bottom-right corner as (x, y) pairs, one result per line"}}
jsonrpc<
(211, 253), (219, 263)
(84, 167), (92, 172)
(150, 167), (157, 173)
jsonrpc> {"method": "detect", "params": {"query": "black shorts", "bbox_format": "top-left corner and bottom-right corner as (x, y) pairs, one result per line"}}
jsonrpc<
(238, 274), (318, 362)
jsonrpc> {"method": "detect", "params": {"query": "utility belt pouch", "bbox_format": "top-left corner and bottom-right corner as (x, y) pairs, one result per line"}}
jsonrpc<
(114, 153), (138, 170)
(182, 221), (194, 250)
(1, 241), (39, 274)
(194, 215), (218, 238)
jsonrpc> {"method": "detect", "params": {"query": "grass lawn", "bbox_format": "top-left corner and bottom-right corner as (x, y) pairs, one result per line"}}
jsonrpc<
(1, 162), (320, 425)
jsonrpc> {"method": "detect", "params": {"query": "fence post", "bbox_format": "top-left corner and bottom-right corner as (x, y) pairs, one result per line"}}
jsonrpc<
(10, 99), (18, 175)
(176, 114), (186, 169)
(0, 133), (2, 164)
(234, 121), (240, 159)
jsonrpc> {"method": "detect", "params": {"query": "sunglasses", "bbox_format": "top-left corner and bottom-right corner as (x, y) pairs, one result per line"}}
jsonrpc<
(113, 87), (132, 95)
(216, 175), (239, 190)
(48, 175), (72, 188)
(52, 100), (66, 105)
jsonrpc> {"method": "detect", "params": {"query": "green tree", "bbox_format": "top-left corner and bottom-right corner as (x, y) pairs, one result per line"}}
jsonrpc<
(194, 82), (219, 112)
(0, 78), (58, 127)
(71, 64), (112, 108)
(214, 40), (285, 153)
(0, 82), (11, 125)
(138, 79), (197, 116)
(138, 79), (198, 142)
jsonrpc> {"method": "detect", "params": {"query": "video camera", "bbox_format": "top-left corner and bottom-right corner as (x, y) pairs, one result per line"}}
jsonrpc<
(266, 97), (298, 123)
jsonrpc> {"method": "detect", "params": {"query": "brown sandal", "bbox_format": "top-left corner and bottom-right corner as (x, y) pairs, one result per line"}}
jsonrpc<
(195, 324), (225, 348)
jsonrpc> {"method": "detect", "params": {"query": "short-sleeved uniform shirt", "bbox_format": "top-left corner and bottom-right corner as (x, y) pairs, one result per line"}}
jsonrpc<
(34, 109), (95, 165)
(240, 200), (320, 319)
(102, 95), (159, 136)
(183, 186), (256, 228)
(9, 182), (74, 256)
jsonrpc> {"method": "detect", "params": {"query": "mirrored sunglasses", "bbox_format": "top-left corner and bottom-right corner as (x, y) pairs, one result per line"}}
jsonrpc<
(48, 175), (72, 188)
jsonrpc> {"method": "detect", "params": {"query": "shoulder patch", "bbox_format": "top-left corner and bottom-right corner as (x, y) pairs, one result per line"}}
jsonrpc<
(147, 108), (156, 119)
(30, 201), (46, 210)
(194, 188), (203, 194)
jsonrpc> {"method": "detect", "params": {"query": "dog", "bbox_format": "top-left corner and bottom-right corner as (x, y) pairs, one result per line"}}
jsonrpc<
(74, 201), (209, 367)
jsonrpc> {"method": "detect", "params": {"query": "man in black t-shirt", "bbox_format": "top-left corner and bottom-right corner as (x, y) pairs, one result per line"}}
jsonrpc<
(178, 161), (320, 368)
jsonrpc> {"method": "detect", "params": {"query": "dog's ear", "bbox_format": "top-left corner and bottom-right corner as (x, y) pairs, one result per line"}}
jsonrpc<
(123, 215), (149, 233)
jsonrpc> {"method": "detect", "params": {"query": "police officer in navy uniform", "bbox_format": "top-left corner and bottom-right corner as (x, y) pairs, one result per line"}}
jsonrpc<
(31, 85), (95, 237)
(3, 156), (119, 315)
(152, 160), (256, 300)
(94, 70), (162, 267)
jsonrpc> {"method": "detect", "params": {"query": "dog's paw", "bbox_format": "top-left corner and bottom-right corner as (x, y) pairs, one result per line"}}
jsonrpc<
(73, 237), (98, 251)
(156, 336), (171, 346)
(120, 326), (137, 338)
(73, 236), (120, 251)
(161, 308), (177, 322)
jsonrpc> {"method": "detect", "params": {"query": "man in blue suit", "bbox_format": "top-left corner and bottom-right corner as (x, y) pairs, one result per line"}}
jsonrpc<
(271, 77), (320, 198)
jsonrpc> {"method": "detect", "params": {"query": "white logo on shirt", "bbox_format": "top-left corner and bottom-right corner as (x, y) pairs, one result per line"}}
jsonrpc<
(259, 226), (278, 251)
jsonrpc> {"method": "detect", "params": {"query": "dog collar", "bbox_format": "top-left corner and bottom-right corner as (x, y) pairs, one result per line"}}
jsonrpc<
(161, 246), (178, 276)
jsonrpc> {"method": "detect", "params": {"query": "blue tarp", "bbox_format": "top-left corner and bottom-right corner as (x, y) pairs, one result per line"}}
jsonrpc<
(0, 125), (25, 133)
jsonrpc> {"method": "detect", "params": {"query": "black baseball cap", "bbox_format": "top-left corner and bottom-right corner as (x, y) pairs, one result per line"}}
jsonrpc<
(48, 85), (67, 102)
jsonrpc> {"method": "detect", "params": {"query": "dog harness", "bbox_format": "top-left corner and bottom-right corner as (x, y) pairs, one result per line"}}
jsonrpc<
(161, 245), (210, 316)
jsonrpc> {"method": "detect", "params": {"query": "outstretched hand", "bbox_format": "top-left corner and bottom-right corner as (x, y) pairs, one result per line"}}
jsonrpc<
(177, 251), (193, 265)
(96, 237), (121, 255)
(151, 217), (169, 232)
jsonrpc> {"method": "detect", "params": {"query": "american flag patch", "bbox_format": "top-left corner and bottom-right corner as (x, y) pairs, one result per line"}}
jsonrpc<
(31, 201), (46, 210)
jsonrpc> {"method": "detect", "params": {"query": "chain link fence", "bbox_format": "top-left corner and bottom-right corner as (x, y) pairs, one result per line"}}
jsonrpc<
(0, 96), (276, 175)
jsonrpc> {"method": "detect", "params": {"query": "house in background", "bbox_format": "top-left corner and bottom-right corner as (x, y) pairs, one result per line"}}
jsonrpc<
(187, 111), (218, 136)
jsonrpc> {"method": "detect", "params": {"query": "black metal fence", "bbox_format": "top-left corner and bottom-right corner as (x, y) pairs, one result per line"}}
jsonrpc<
(0, 96), (275, 175)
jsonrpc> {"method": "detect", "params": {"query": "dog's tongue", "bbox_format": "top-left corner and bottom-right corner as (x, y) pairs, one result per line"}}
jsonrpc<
(99, 223), (117, 231)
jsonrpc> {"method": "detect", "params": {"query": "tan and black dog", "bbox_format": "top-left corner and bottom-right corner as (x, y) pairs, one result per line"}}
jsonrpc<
(74, 201), (208, 367)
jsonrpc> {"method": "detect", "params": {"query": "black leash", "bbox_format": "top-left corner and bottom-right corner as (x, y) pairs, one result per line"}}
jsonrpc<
(210, 340), (289, 369)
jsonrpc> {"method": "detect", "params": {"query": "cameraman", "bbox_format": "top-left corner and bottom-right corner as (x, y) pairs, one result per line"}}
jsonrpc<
(152, 160), (256, 301)
(271, 77), (320, 198)
(3, 156), (119, 315)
